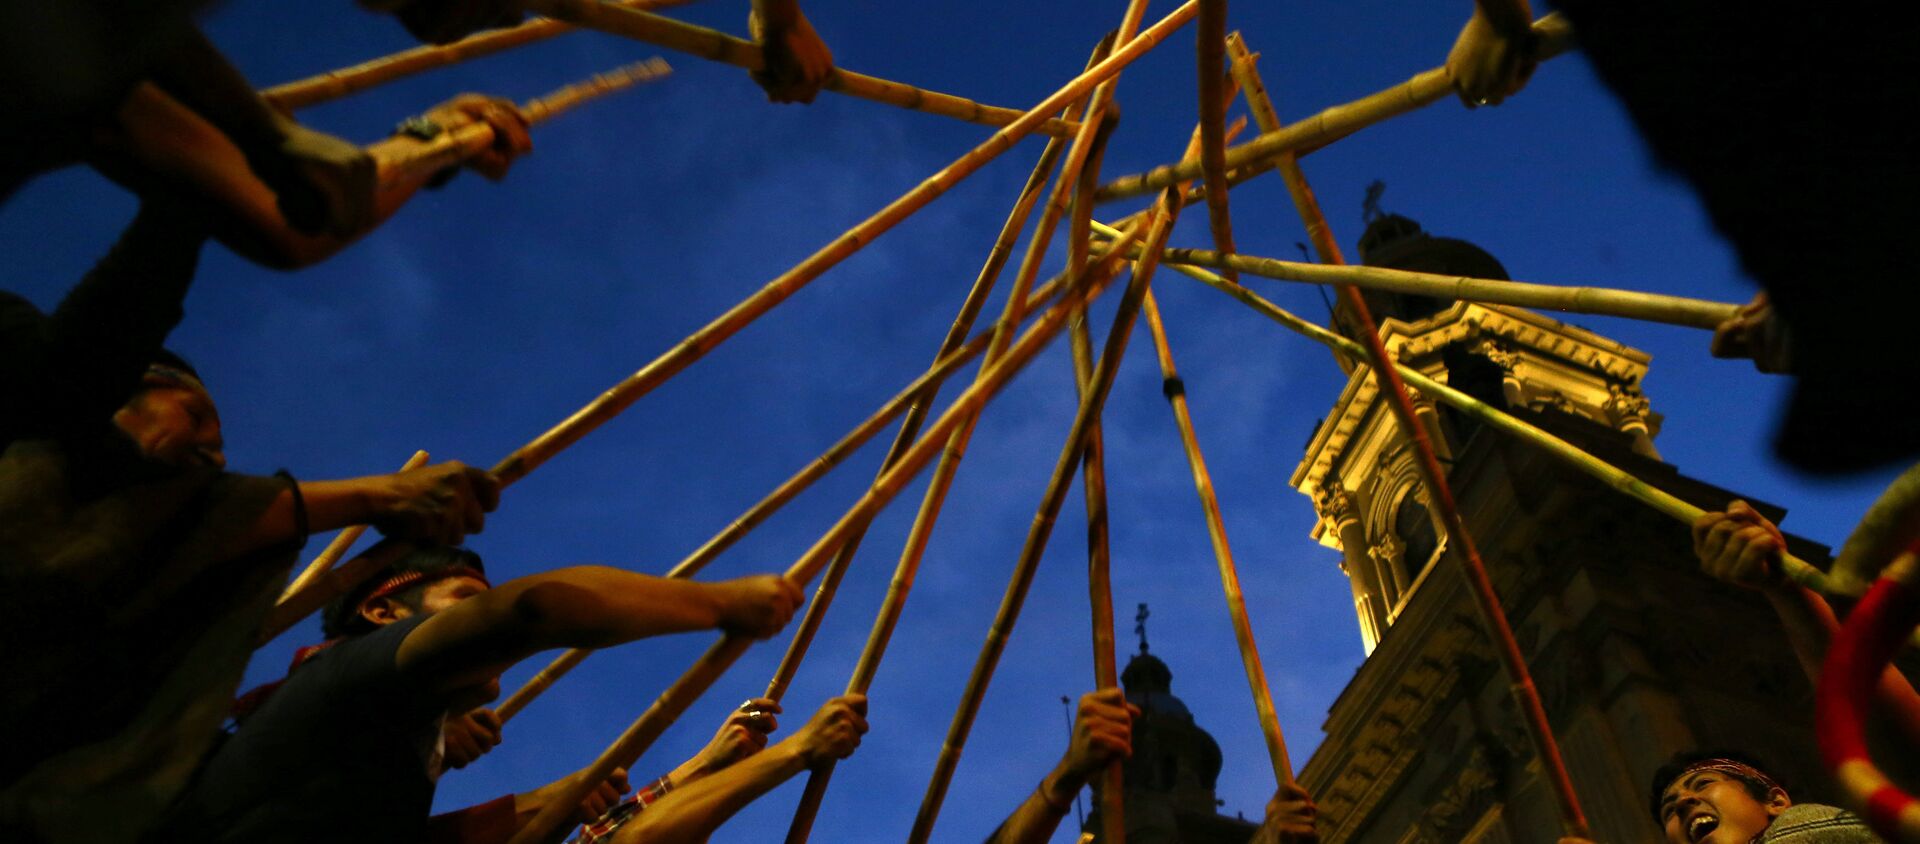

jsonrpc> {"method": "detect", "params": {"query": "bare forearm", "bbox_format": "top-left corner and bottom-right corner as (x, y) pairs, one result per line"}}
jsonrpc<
(619, 745), (807, 843)
(1765, 584), (1920, 742)
(986, 762), (1083, 844)
(232, 476), (396, 555)
(506, 567), (731, 649)
(101, 83), (420, 269)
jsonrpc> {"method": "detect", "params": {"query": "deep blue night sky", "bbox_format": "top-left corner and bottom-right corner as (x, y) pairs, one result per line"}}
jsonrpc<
(1, 2), (1902, 840)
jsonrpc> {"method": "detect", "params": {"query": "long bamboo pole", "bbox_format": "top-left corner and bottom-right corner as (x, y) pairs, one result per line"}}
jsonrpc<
(1330, 275), (1589, 837)
(519, 0), (1081, 139)
(1129, 238), (1861, 622)
(908, 194), (1185, 844)
(1159, 247), (1737, 330)
(761, 36), (1116, 709)
(495, 269), (1079, 723)
(784, 15), (1148, 838)
(1095, 12), (1575, 204)
(260, 538), (412, 643)
(262, 0), (691, 109)
(489, 0), (1199, 491)
(1138, 286), (1292, 783)
(504, 220), (1148, 844)
(1113, 148), (1595, 838)
(1063, 77), (1128, 844)
(1194, 0), (1240, 283)
(376, 57), (672, 186)
(278, 450), (430, 602)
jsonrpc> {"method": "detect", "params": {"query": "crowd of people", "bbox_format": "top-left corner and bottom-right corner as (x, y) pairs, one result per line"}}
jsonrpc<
(2, 0), (1917, 842)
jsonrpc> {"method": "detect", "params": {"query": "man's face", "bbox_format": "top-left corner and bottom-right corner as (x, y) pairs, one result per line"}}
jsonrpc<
(1659, 769), (1789, 843)
(113, 384), (225, 468)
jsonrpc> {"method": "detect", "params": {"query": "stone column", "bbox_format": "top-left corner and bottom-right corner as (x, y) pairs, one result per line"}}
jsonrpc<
(1369, 532), (1410, 614)
(1604, 384), (1661, 460)
(1319, 481), (1388, 649)
(1409, 393), (1455, 462)
(1474, 338), (1527, 408)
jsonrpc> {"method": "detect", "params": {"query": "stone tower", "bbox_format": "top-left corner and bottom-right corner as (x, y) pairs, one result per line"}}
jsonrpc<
(1289, 214), (1840, 843)
(1085, 613), (1260, 843)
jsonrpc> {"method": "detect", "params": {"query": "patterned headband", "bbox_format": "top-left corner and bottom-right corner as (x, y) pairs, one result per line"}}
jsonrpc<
(1676, 759), (1786, 798)
(361, 566), (491, 605)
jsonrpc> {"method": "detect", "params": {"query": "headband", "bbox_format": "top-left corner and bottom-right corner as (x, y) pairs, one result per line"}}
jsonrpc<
(1673, 758), (1786, 798)
(143, 363), (208, 394)
(360, 565), (491, 606)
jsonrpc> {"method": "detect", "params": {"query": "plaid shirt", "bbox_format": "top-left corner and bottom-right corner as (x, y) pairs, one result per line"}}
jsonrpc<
(568, 775), (676, 844)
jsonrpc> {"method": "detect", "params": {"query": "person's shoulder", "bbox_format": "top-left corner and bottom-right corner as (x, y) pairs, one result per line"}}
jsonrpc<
(1761, 803), (1884, 843)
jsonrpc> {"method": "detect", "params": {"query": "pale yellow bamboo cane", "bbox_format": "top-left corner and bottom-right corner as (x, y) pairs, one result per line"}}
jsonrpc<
(505, 223), (1149, 844)
(1095, 12), (1575, 203)
(762, 35), (1115, 708)
(1109, 223), (1846, 604)
(1139, 286), (1292, 782)
(785, 16), (1147, 838)
(262, 0), (691, 109)
(494, 271), (1077, 723)
(1115, 246), (1740, 330)
(909, 198), (1185, 844)
(1194, 0), (1240, 283)
(488, 0), (1198, 491)
(376, 57), (672, 186)
(519, 0), (1082, 139)
(278, 450), (430, 602)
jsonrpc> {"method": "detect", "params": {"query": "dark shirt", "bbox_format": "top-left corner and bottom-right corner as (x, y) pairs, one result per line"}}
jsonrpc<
(164, 615), (451, 843)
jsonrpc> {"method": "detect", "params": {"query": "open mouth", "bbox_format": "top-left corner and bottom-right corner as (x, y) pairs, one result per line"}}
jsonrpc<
(1687, 813), (1719, 842)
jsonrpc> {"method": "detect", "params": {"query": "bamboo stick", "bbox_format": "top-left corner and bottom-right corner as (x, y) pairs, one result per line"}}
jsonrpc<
(1128, 240), (1861, 624)
(376, 57), (672, 186)
(260, 539), (413, 644)
(488, 0), (1198, 491)
(278, 450), (430, 602)
(1111, 246), (1741, 330)
(1332, 266), (1590, 838)
(1121, 237), (1843, 594)
(1064, 80), (1128, 844)
(786, 19), (1147, 839)
(1095, 12), (1575, 204)
(1194, 0), (1240, 283)
(1111, 182), (1592, 836)
(1139, 286), (1292, 783)
(505, 222), (1149, 844)
(1833, 463), (1920, 597)
(262, 0), (691, 110)
(495, 270), (1078, 723)
(909, 195), (1185, 844)
(761, 35), (1115, 708)
(519, 0), (1082, 139)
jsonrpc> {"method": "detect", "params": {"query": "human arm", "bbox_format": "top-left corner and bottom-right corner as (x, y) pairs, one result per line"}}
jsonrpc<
(663, 697), (782, 789)
(1250, 782), (1320, 844)
(97, 85), (530, 270)
(231, 460), (501, 556)
(748, 0), (834, 104)
(1693, 501), (1920, 744)
(610, 695), (866, 844)
(1445, 0), (1539, 108)
(396, 570), (802, 695)
(142, 25), (374, 237)
(986, 689), (1137, 844)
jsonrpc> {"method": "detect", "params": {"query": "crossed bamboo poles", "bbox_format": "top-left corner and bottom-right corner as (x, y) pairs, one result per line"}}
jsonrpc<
(264, 0), (1078, 139)
(248, 5), (1857, 840)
